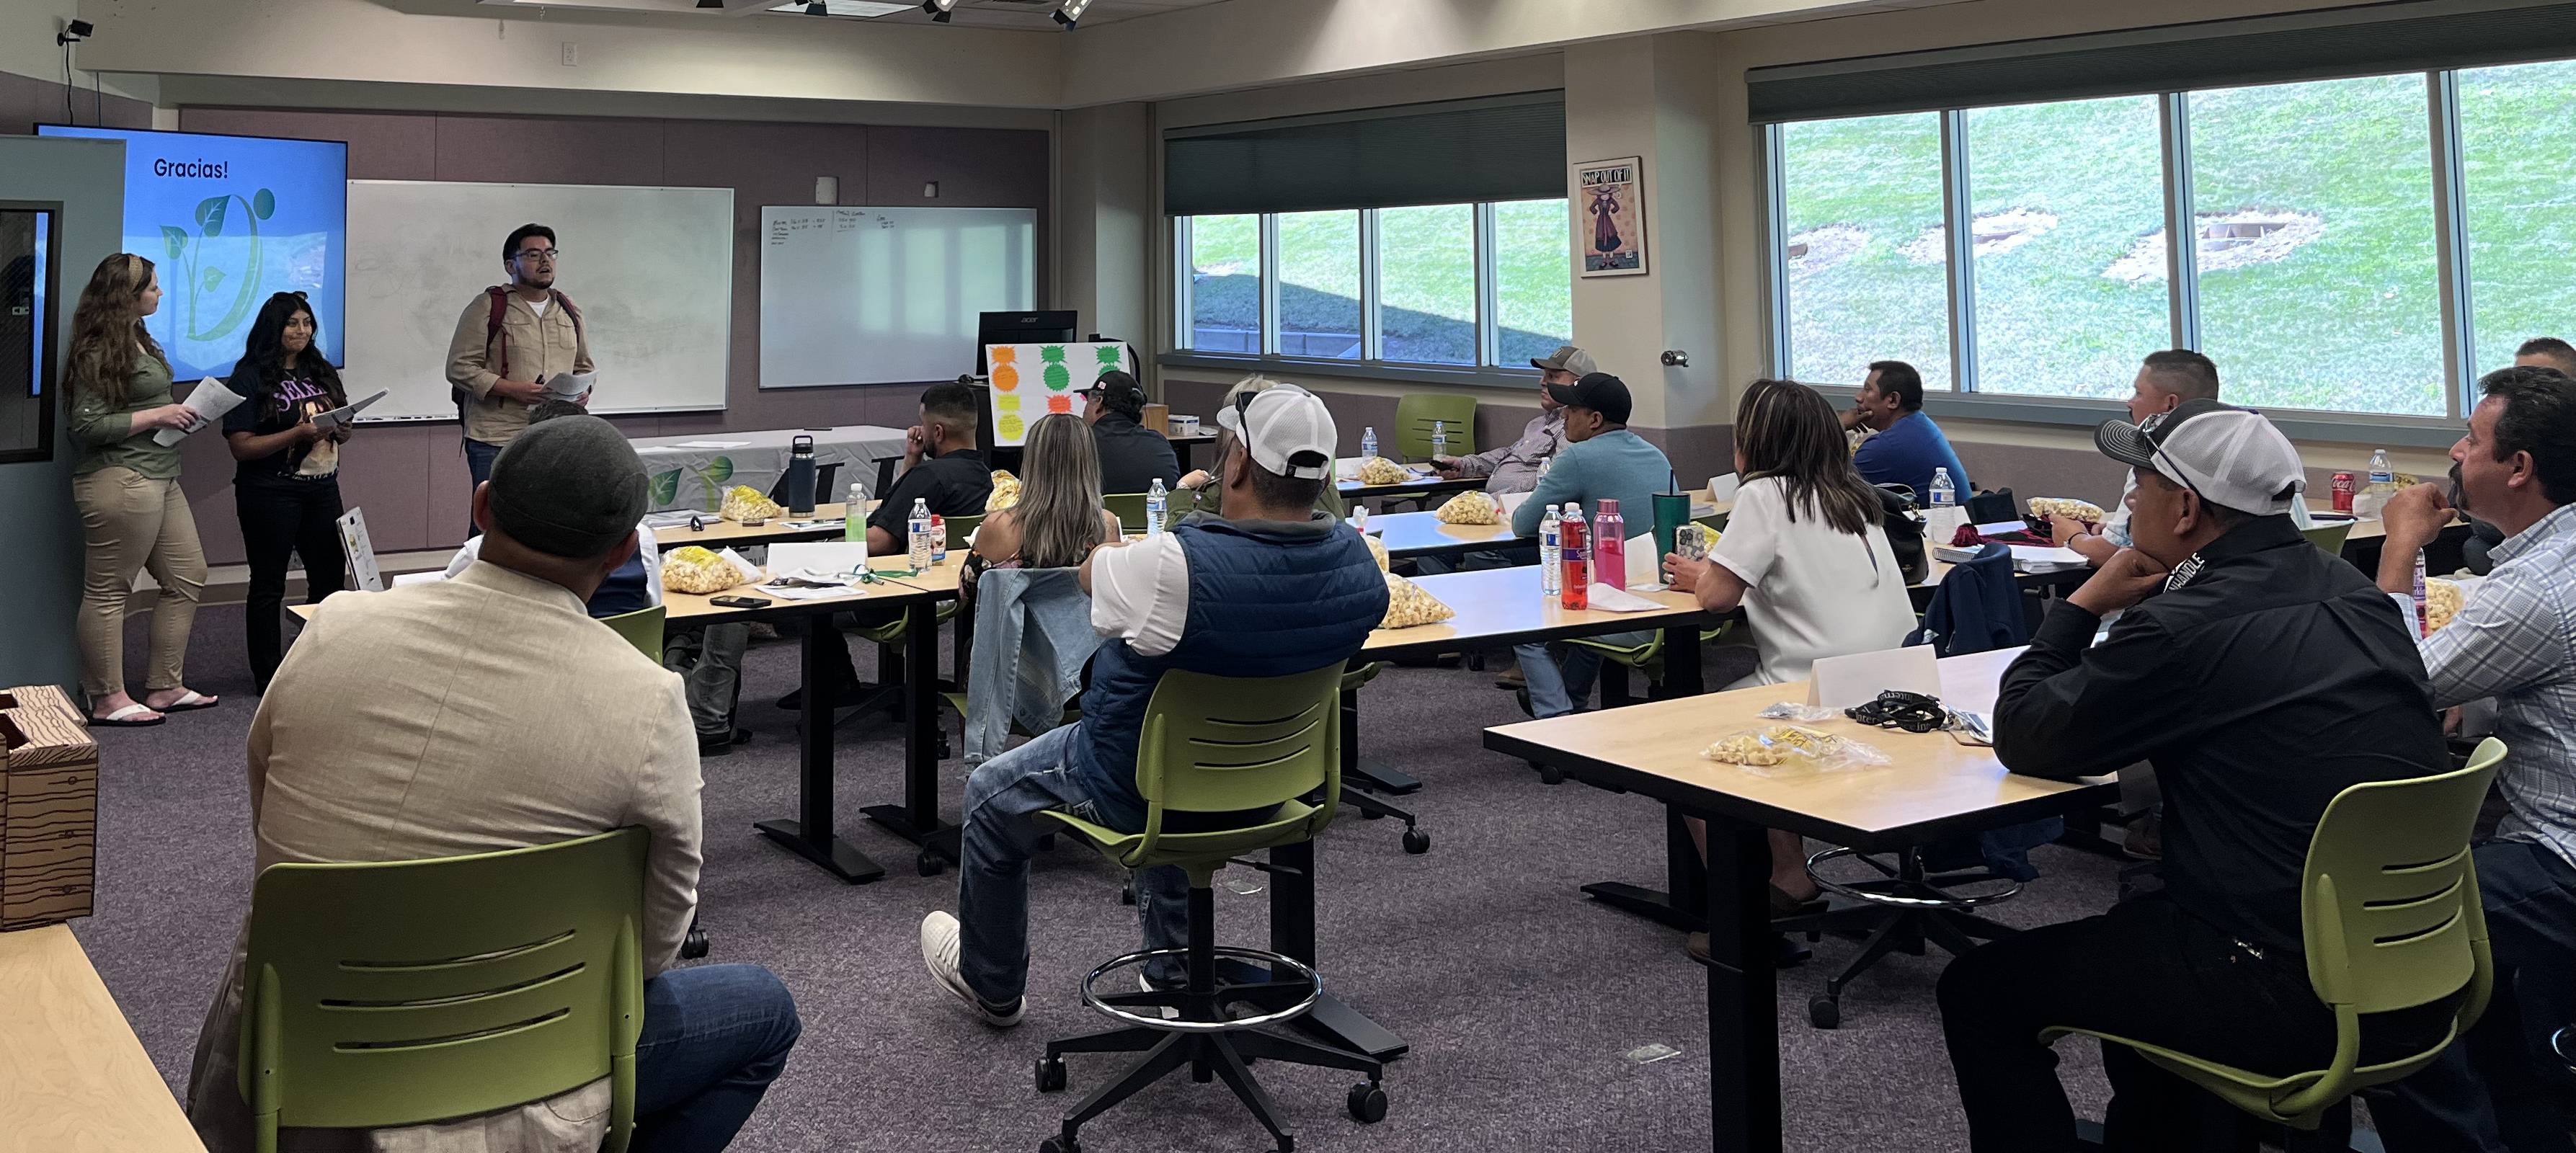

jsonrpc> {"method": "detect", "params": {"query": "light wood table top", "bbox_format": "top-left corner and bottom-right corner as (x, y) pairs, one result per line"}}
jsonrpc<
(651, 500), (881, 548)
(1485, 646), (2115, 850)
(1361, 488), (1733, 559)
(1362, 565), (1708, 659)
(0, 925), (206, 1152)
(291, 553), (967, 628)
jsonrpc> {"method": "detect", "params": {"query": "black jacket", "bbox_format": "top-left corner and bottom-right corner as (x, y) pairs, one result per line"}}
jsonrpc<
(1996, 515), (2447, 953)
(1092, 412), (1181, 496)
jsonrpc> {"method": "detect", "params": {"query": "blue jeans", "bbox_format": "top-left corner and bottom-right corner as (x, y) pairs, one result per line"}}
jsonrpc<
(956, 724), (1189, 1005)
(2364, 840), (2576, 1153)
(632, 963), (801, 1153)
(463, 438), (503, 535)
(1514, 631), (1654, 718)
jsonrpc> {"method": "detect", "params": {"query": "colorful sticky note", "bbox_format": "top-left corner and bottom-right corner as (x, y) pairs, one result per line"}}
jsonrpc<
(1094, 345), (1123, 367)
(1047, 395), (1073, 414)
(993, 363), (1019, 391)
(1039, 344), (1067, 364)
(1043, 362), (1070, 391)
(990, 346), (1018, 365)
(999, 414), (1025, 439)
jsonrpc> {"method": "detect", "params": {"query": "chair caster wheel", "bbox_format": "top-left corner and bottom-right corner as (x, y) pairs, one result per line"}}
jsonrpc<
(1347, 1081), (1388, 1123)
(917, 850), (943, 877)
(1035, 1056), (1067, 1093)
(680, 925), (710, 960)
(1808, 995), (1839, 1030)
(1118, 881), (1135, 905)
(1401, 828), (1430, 855)
(1039, 1137), (1077, 1153)
(1533, 762), (1564, 785)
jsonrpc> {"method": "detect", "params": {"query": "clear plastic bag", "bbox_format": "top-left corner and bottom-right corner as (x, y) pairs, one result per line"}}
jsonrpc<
(1700, 724), (1891, 778)
(1756, 702), (1839, 722)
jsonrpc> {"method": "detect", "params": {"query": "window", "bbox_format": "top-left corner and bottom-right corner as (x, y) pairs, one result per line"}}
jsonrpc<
(1777, 111), (1951, 390)
(1964, 95), (2169, 401)
(1276, 210), (1362, 360)
(1763, 58), (2562, 423)
(1379, 204), (1476, 365)
(1171, 197), (1571, 378)
(1183, 213), (1257, 353)
(2457, 58), (2576, 376)
(1494, 199), (1573, 365)
(2188, 75), (2443, 416)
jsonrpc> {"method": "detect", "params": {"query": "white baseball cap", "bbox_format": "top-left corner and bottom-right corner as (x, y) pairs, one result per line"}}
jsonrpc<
(2095, 398), (2306, 516)
(1216, 383), (1338, 480)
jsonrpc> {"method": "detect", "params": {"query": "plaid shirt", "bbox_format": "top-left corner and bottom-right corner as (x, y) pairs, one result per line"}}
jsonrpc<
(2421, 501), (2576, 868)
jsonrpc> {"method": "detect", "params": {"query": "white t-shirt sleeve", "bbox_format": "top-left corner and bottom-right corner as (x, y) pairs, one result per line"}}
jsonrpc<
(635, 523), (664, 607)
(1709, 479), (1784, 588)
(1089, 534), (1191, 657)
(441, 536), (481, 581)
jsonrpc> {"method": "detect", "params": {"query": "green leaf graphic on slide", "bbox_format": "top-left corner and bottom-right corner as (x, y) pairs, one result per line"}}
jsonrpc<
(651, 468), (683, 507)
(177, 190), (271, 343)
(696, 457), (736, 510)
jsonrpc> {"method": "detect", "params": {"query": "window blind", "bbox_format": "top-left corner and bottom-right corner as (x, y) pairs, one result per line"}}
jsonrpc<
(1748, 0), (2576, 123)
(1164, 91), (1567, 217)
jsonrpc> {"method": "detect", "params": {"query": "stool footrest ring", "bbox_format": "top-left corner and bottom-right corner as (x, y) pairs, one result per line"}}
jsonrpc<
(1078, 946), (1323, 1033)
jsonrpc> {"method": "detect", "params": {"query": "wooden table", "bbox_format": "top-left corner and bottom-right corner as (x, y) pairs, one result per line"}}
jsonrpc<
(1481, 649), (2117, 1153)
(296, 557), (969, 884)
(650, 500), (879, 548)
(1362, 489), (1733, 561)
(0, 924), (207, 1152)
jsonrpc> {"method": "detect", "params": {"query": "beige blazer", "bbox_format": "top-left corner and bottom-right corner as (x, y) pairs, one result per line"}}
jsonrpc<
(444, 291), (595, 448)
(186, 561), (703, 1153)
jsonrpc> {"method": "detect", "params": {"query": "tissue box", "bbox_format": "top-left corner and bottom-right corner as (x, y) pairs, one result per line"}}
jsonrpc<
(1, 685), (97, 930)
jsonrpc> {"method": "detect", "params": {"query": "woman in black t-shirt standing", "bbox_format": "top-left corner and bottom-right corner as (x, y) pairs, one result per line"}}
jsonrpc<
(224, 292), (352, 692)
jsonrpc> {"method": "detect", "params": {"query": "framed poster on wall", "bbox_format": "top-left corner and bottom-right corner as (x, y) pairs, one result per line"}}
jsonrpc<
(1575, 156), (1646, 277)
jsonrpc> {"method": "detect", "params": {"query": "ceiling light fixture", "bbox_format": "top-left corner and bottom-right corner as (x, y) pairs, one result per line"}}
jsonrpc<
(1052, 0), (1091, 29)
(922, 0), (954, 22)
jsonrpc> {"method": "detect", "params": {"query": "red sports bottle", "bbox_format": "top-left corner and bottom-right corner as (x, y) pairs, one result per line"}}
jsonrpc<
(1559, 504), (1589, 610)
(1594, 499), (1627, 591)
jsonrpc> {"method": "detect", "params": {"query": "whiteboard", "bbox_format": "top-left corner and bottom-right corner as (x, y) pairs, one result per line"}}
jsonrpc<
(758, 205), (1036, 389)
(345, 180), (733, 421)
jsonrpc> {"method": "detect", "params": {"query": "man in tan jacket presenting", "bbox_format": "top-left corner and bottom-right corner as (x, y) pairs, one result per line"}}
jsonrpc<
(445, 223), (595, 520)
(186, 417), (799, 1152)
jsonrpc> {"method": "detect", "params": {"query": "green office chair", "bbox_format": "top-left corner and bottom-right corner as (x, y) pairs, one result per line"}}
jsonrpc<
(1034, 664), (1388, 1153)
(2043, 739), (2504, 1131)
(600, 605), (665, 661)
(240, 828), (649, 1153)
(1103, 492), (1151, 532)
(2301, 522), (2355, 556)
(1393, 393), (1477, 461)
(946, 512), (985, 551)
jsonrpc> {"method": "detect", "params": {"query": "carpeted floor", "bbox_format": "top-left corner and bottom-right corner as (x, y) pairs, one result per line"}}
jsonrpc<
(73, 604), (2130, 1153)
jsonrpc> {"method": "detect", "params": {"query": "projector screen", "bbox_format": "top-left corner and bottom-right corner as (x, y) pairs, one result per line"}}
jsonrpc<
(37, 125), (347, 382)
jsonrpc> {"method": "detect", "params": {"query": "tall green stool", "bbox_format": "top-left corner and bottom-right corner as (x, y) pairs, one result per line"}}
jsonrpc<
(1033, 664), (1387, 1153)
(1393, 393), (1477, 460)
(2301, 522), (2355, 556)
(240, 828), (649, 1153)
(2044, 739), (2504, 1133)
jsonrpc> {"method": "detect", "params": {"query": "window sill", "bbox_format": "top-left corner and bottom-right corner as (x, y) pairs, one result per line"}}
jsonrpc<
(1809, 386), (2464, 450)
(1158, 352), (1542, 391)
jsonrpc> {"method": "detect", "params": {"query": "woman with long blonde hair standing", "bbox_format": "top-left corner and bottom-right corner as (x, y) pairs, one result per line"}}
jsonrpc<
(66, 253), (218, 726)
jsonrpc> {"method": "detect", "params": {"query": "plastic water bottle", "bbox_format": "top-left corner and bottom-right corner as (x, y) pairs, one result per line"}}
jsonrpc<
(1145, 476), (1168, 536)
(1594, 499), (1627, 591)
(1431, 419), (1448, 460)
(1928, 466), (1957, 509)
(1539, 505), (1563, 596)
(1360, 426), (1378, 460)
(1536, 455), (1553, 483)
(1558, 503), (1589, 611)
(2355, 448), (2397, 520)
(844, 481), (869, 546)
(907, 498), (933, 571)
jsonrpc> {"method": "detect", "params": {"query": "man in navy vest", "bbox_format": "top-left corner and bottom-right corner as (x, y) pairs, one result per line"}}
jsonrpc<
(920, 383), (1390, 1026)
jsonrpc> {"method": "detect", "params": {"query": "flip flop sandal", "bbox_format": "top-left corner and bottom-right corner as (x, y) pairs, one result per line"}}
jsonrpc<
(87, 703), (165, 728)
(152, 690), (220, 713)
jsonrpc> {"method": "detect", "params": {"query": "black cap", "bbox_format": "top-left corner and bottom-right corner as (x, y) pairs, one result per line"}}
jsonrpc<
(1544, 372), (1632, 426)
(1084, 369), (1145, 418)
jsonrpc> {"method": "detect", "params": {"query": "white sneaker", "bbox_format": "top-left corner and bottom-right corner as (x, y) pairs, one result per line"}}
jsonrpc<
(920, 911), (1023, 1028)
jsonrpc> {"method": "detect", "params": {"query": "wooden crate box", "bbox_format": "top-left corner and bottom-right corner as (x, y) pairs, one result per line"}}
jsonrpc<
(1, 685), (98, 930)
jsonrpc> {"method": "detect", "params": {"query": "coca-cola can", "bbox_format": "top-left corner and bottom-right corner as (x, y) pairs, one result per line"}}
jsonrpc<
(2331, 471), (2356, 513)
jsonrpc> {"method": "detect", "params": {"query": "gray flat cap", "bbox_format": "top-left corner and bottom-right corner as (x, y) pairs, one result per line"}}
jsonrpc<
(487, 415), (649, 559)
